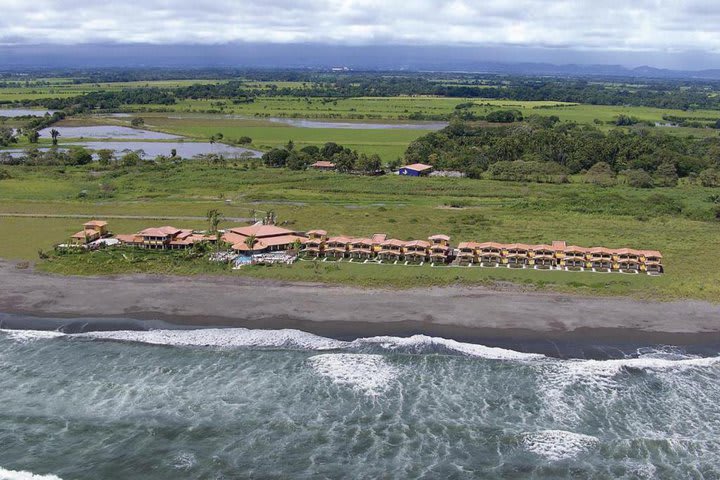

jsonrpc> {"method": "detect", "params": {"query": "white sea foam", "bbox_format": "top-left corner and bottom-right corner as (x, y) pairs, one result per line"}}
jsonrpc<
(77, 328), (347, 350)
(350, 334), (544, 360)
(0, 467), (63, 480)
(0, 329), (64, 343)
(522, 430), (599, 461)
(308, 353), (400, 395)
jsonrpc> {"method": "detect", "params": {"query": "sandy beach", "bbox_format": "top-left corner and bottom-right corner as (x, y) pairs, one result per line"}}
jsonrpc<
(1, 260), (719, 352)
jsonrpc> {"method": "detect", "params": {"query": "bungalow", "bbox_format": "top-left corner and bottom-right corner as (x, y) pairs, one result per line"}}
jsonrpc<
(504, 243), (530, 267)
(70, 219), (109, 245)
(325, 236), (353, 259)
(302, 229), (327, 257)
(477, 242), (503, 266)
(588, 247), (614, 270)
(310, 160), (336, 171)
(529, 244), (557, 268)
(404, 240), (431, 263)
(456, 242), (479, 265)
(642, 250), (664, 274)
(377, 238), (405, 261)
(398, 163), (433, 177)
(223, 223), (305, 254)
(427, 234), (451, 263)
(349, 238), (375, 260)
(561, 246), (589, 269)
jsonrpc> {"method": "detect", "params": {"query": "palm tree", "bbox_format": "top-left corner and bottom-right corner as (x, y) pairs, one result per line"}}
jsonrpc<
(50, 128), (60, 146)
(244, 234), (257, 252)
(206, 208), (223, 234)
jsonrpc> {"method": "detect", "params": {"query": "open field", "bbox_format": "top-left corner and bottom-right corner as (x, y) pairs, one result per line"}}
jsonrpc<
(1, 163), (719, 301)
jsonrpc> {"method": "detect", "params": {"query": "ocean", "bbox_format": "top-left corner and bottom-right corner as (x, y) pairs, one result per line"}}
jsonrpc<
(1, 324), (719, 479)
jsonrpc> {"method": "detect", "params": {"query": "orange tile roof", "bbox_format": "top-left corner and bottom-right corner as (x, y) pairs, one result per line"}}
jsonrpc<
(476, 242), (504, 249)
(228, 223), (298, 238)
(552, 240), (567, 250)
(505, 243), (531, 250)
(564, 245), (589, 253)
(327, 236), (353, 244)
(457, 241), (480, 249)
(307, 229), (327, 236)
(380, 239), (405, 247)
(115, 234), (143, 244)
(71, 229), (98, 239)
(428, 234), (450, 241)
(371, 233), (388, 243)
(139, 226), (182, 237)
(83, 220), (108, 227)
(641, 250), (663, 258)
(589, 247), (614, 254)
(404, 240), (431, 248)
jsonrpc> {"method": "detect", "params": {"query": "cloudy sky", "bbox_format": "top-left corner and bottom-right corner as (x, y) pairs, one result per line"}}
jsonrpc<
(0, 0), (718, 52)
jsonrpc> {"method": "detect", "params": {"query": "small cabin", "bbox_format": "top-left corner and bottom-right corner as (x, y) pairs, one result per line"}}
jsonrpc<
(398, 163), (433, 177)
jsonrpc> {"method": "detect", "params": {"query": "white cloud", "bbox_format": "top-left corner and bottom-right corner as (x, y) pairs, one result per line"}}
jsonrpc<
(0, 0), (719, 52)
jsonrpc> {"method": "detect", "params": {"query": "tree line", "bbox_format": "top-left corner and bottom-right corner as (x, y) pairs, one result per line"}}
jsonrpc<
(404, 118), (720, 186)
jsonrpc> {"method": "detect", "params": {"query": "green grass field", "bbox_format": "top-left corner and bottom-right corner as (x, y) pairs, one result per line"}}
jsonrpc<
(1, 163), (718, 301)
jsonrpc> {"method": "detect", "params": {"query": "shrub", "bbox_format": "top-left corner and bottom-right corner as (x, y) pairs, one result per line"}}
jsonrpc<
(625, 169), (654, 188)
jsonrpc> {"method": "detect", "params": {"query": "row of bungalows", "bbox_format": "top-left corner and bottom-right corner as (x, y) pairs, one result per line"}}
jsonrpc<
(302, 231), (453, 263)
(456, 240), (663, 273)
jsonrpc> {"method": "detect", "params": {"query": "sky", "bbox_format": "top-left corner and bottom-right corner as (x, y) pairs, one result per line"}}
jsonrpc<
(1, 0), (719, 69)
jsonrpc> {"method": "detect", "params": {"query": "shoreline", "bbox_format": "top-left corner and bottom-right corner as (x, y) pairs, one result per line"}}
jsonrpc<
(1, 260), (719, 357)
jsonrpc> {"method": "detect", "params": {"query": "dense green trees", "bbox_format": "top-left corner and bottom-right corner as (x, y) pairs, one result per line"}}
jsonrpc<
(406, 120), (718, 183)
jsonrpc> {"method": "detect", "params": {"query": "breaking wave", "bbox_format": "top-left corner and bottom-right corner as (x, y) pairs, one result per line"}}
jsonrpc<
(0, 467), (63, 480)
(521, 430), (599, 460)
(308, 353), (400, 395)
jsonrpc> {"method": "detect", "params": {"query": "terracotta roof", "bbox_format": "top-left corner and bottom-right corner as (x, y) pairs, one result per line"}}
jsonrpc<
(615, 248), (642, 256)
(139, 226), (182, 237)
(642, 250), (663, 258)
(477, 242), (503, 249)
(350, 238), (374, 246)
(428, 234), (450, 241)
(589, 247), (614, 254)
(404, 240), (431, 248)
(310, 161), (336, 168)
(457, 242), (480, 249)
(401, 163), (433, 172)
(350, 248), (373, 254)
(564, 245), (589, 253)
(371, 233), (388, 243)
(505, 243), (531, 250)
(83, 220), (108, 227)
(480, 252), (503, 257)
(431, 244), (450, 251)
(380, 239), (405, 247)
(552, 240), (567, 250)
(307, 229), (327, 236)
(327, 236), (353, 244)
(71, 229), (98, 239)
(228, 223), (298, 238)
(115, 234), (143, 244)
(531, 244), (554, 251)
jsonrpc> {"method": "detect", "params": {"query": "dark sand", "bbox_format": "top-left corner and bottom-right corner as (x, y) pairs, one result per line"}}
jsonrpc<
(1, 260), (719, 354)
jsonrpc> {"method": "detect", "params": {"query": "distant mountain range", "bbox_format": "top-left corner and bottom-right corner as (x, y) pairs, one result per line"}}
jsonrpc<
(3, 43), (720, 80)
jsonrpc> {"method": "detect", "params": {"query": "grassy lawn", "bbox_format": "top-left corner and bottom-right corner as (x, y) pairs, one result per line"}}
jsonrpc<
(1, 162), (719, 301)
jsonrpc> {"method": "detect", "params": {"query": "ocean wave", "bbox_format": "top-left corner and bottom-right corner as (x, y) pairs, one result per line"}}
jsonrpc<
(0, 467), (63, 480)
(521, 430), (599, 461)
(349, 334), (544, 360)
(308, 353), (400, 395)
(2, 328), (719, 372)
(0, 329), (65, 343)
(76, 328), (347, 350)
